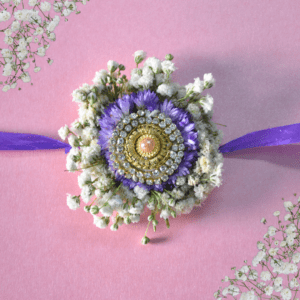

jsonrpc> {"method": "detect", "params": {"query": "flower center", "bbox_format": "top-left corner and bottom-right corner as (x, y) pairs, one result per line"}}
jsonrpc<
(139, 137), (155, 153)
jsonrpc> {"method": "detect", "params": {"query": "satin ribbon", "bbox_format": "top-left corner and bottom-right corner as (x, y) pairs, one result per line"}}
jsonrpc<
(0, 132), (71, 154)
(218, 123), (300, 153)
(0, 123), (299, 154)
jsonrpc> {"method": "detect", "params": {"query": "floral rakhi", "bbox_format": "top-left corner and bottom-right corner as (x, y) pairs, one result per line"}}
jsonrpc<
(59, 51), (223, 244)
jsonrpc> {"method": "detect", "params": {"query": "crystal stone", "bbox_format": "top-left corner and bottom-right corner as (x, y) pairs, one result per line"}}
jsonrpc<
(175, 157), (181, 164)
(153, 170), (160, 177)
(165, 127), (172, 134)
(166, 168), (174, 175)
(170, 124), (176, 131)
(179, 144), (185, 150)
(178, 151), (184, 157)
(130, 113), (138, 119)
(172, 144), (178, 151)
(123, 116), (130, 124)
(139, 117), (146, 124)
(165, 118), (172, 125)
(146, 180), (153, 185)
(160, 165), (167, 172)
(159, 121), (166, 128)
(152, 118), (159, 124)
(120, 131), (127, 138)
(177, 137), (184, 143)
(175, 129), (181, 135)
(170, 151), (177, 159)
(116, 146), (124, 152)
(161, 175), (168, 182)
(117, 138), (124, 144)
(125, 125), (132, 132)
(137, 110), (145, 116)
(158, 113), (165, 120)
(118, 169), (125, 175)
(116, 123), (124, 130)
(171, 163), (179, 170)
(166, 159), (173, 166)
(169, 134), (176, 141)
(132, 120), (138, 127)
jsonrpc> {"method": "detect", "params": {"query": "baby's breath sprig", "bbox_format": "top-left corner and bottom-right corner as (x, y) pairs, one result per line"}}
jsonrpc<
(214, 193), (300, 300)
(0, 0), (90, 92)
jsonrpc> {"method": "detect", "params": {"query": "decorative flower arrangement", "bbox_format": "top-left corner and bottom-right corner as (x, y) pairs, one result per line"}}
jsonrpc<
(59, 50), (224, 244)
(214, 194), (300, 300)
(0, 0), (89, 92)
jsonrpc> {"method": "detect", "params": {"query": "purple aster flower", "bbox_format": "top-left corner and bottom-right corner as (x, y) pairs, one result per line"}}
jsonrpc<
(98, 90), (199, 191)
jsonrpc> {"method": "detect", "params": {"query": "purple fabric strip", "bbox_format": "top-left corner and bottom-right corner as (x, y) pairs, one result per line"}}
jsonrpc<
(219, 123), (300, 153)
(0, 132), (71, 154)
(1, 123), (299, 156)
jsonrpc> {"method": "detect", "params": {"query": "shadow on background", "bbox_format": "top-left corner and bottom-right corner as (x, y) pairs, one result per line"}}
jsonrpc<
(223, 144), (300, 170)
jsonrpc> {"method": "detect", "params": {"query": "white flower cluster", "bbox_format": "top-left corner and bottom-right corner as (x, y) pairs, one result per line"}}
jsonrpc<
(214, 194), (300, 300)
(0, 0), (89, 92)
(60, 50), (223, 244)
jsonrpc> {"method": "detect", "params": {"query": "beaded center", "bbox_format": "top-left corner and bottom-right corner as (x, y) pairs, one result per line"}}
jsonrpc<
(108, 109), (186, 185)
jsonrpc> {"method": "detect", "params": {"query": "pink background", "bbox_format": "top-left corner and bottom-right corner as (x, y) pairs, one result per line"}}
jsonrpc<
(1, 0), (300, 299)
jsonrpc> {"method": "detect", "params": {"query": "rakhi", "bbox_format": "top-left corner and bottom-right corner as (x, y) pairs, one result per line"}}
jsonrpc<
(1, 51), (300, 244)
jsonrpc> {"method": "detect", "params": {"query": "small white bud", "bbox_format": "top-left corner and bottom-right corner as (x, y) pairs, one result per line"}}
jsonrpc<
(107, 60), (119, 72)
(34, 67), (41, 73)
(90, 205), (99, 215)
(66, 194), (80, 210)
(110, 223), (118, 231)
(58, 125), (69, 140)
(203, 73), (215, 88)
(261, 217), (267, 224)
(141, 236), (150, 245)
(284, 201), (294, 212)
(134, 50), (147, 65)
(84, 206), (90, 213)
(68, 135), (79, 147)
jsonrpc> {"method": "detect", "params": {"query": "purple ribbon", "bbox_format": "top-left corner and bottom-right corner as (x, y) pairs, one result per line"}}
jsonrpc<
(0, 123), (299, 155)
(219, 123), (300, 153)
(0, 132), (71, 154)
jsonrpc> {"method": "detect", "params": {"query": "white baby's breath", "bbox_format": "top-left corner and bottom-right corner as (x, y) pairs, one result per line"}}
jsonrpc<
(66, 194), (80, 210)
(58, 125), (69, 140)
(0, 1), (89, 91)
(215, 193), (300, 299)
